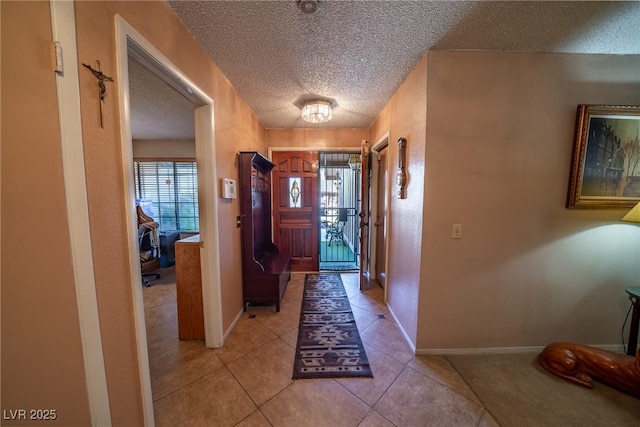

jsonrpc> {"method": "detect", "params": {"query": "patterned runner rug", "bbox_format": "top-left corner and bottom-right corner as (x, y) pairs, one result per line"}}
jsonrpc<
(293, 273), (373, 379)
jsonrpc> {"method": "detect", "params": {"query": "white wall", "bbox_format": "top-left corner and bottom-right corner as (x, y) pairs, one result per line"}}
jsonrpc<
(419, 51), (640, 351)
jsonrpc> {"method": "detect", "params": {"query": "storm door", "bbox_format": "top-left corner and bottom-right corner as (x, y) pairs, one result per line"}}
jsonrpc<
(319, 152), (361, 271)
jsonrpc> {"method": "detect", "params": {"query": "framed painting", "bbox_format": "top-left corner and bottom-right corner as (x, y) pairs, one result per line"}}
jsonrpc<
(567, 104), (640, 209)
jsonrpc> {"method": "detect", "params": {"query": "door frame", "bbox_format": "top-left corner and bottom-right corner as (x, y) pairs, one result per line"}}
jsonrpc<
(268, 147), (360, 271)
(50, 1), (111, 424)
(115, 15), (224, 425)
(370, 133), (391, 297)
(268, 147), (358, 158)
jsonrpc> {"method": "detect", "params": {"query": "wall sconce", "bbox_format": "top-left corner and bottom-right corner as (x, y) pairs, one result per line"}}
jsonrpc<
(396, 138), (407, 199)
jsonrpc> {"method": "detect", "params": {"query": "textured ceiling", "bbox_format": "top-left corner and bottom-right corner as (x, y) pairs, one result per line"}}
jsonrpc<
(129, 58), (195, 140)
(129, 0), (640, 139)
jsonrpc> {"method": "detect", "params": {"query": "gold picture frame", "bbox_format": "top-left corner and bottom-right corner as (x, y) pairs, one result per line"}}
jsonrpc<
(567, 104), (640, 209)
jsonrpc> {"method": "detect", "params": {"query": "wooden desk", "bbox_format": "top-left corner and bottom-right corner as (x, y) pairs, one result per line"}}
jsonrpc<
(175, 234), (204, 340)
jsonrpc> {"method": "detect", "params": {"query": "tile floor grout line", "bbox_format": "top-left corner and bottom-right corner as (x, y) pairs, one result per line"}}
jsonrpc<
(151, 358), (229, 403)
(359, 334), (413, 366)
(148, 272), (503, 426)
(223, 356), (266, 411)
(334, 374), (382, 413)
(409, 359), (487, 409)
(359, 407), (399, 427)
(403, 361), (490, 425)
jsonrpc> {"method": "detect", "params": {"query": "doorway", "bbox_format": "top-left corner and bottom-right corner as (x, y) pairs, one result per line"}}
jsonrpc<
(373, 146), (388, 287)
(318, 152), (361, 271)
(116, 16), (224, 424)
(269, 150), (362, 272)
(127, 50), (199, 394)
(370, 136), (389, 289)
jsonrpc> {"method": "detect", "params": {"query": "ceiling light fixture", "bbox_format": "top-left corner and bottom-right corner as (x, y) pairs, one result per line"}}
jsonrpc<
(301, 100), (332, 123)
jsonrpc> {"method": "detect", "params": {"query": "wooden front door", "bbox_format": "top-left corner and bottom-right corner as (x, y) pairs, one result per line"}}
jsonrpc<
(272, 151), (319, 271)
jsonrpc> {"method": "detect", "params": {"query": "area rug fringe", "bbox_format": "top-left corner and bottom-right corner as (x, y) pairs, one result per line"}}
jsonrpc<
(293, 273), (373, 379)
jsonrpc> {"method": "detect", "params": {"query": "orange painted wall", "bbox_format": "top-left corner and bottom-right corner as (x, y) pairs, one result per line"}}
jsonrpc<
(266, 128), (368, 150)
(418, 51), (640, 351)
(6, 3), (639, 425)
(368, 55), (428, 347)
(74, 1), (265, 422)
(370, 51), (640, 352)
(1, 1), (92, 425)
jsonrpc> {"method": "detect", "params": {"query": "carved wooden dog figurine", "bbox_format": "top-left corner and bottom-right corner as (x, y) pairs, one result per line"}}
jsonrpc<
(538, 342), (640, 399)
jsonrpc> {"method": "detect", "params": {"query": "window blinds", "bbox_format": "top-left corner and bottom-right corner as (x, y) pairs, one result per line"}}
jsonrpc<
(134, 161), (199, 232)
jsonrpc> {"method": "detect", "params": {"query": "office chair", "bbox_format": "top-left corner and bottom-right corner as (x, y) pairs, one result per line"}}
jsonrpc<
(137, 206), (161, 287)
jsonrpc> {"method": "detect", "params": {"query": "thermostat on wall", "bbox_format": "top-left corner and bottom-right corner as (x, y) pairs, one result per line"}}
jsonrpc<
(221, 178), (237, 199)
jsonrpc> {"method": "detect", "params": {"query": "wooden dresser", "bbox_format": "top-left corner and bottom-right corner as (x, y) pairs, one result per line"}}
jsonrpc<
(174, 234), (204, 340)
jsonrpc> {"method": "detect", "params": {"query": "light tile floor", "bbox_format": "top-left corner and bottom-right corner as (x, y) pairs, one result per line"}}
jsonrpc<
(143, 269), (499, 427)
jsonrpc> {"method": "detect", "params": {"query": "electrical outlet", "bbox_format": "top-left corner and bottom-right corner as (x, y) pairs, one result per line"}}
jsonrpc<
(452, 224), (462, 239)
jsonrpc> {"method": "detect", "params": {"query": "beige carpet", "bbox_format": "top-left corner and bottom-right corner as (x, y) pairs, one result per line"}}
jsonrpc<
(446, 352), (640, 427)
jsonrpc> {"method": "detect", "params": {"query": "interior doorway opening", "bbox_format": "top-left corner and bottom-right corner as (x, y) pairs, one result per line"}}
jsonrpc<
(318, 152), (361, 271)
(116, 16), (224, 424)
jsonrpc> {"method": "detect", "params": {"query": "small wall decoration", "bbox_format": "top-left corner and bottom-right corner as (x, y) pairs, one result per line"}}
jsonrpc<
(396, 137), (407, 199)
(82, 60), (113, 128)
(567, 105), (640, 209)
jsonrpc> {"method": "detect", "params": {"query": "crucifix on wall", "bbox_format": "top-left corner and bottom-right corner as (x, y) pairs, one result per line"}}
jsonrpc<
(82, 60), (113, 128)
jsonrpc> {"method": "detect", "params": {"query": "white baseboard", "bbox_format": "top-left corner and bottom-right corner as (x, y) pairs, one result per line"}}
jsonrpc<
(415, 344), (626, 355)
(416, 346), (543, 355)
(223, 308), (245, 342)
(387, 304), (417, 353)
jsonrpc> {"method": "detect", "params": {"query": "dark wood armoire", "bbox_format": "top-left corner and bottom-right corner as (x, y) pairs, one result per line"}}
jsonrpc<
(238, 152), (290, 312)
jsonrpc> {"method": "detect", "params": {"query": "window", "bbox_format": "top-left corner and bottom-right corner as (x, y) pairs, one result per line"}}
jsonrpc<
(289, 177), (301, 208)
(134, 161), (199, 232)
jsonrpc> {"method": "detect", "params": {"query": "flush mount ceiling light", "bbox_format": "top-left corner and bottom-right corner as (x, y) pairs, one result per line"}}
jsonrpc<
(301, 100), (332, 123)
